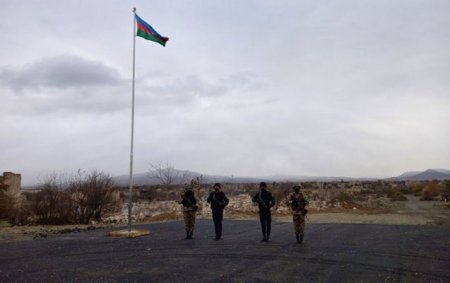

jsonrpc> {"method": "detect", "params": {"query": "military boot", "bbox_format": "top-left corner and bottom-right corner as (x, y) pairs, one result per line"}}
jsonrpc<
(261, 234), (267, 242)
(185, 231), (190, 240)
(189, 231), (193, 239)
(299, 234), (304, 244)
(296, 233), (300, 243)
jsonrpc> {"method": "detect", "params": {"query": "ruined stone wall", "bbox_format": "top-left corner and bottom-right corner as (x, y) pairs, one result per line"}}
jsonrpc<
(0, 172), (21, 198)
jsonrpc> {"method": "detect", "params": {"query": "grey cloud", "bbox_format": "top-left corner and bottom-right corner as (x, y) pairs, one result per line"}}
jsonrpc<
(3, 87), (130, 116)
(0, 55), (122, 90)
(145, 75), (226, 98)
(219, 72), (264, 90)
(139, 72), (265, 107)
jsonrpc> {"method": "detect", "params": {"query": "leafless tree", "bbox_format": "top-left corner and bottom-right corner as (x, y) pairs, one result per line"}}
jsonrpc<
(148, 161), (190, 186)
(38, 171), (71, 189)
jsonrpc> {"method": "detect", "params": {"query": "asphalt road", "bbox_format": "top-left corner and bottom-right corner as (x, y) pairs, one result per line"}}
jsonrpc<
(1, 219), (449, 282)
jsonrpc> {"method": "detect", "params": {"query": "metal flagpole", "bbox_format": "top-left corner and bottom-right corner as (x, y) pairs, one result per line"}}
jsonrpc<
(127, 7), (137, 232)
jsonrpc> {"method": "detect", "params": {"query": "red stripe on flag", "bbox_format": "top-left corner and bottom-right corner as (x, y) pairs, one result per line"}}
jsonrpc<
(137, 21), (154, 35)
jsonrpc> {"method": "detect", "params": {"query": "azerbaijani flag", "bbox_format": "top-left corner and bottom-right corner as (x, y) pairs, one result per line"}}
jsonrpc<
(135, 14), (169, 47)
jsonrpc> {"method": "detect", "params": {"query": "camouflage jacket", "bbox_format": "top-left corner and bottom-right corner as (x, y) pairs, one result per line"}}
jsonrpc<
(288, 192), (308, 215)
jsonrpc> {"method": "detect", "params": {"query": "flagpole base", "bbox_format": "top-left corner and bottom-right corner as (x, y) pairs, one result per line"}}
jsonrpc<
(109, 229), (150, 238)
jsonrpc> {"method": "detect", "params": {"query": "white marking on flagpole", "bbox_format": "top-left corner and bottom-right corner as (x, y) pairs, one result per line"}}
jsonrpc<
(128, 7), (137, 232)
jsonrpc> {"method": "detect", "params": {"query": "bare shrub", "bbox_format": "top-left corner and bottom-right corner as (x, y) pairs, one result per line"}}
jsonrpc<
(389, 192), (407, 201)
(243, 183), (257, 198)
(331, 191), (357, 208)
(421, 181), (440, 201)
(69, 170), (119, 224)
(223, 183), (240, 198)
(444, 181), (450, 194)
(2, 193), (31, 225)
(411, 184), (425, 196)
(372, 183), (391, 198)
(31, 187), (74, 225)
(387, 188), (408, 201)
(0, 184), (11, 220)
(336, 191), (355, 203)
(27, 173), (73, 224)
(28, 170), (119, 225)
(136, 185), (159, 201)
(440, 181), (450, 201)
(360, 189), (375, 195)
(355, 194), (369, 202)
(271, 182), (292, 208)
(0, 188), (30, 225)
(398, 184), (410, 194)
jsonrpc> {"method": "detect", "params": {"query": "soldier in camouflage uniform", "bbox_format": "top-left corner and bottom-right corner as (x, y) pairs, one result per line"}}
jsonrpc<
(179, 187), (198, 239)
(288, 184), (308, 243)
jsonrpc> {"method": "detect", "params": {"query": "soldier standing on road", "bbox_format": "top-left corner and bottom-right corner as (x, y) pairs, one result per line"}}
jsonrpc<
(252, 182), (276, 242)
(179, 187), (198, 240)
(207, 183), (229, 240)
(288, 184), (309, 244)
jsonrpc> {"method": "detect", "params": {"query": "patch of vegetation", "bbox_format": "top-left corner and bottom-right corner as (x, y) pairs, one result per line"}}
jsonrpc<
(386, 188), (408, 201)
(0, 188), (31, 225)
(329, 191), (359, 209)
(410, 184), (425, 196)
(24, 170), (120, 225)
(0, 189), (13, 221)
(420, 181), (440, 201)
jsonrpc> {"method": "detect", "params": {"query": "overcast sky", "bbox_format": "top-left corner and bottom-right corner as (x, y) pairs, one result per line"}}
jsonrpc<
(1, 0), (449, 185)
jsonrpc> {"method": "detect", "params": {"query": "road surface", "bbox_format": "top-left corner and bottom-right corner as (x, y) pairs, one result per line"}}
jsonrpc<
(1, 219), (449, 282)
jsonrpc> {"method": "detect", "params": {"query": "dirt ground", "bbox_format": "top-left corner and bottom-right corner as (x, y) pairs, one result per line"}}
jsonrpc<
(298, 195), (450, 226)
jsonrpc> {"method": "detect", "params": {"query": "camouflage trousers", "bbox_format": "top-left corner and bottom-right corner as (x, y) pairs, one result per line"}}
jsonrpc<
(292, 213), (306, 235)
(183, 210), (196, 232)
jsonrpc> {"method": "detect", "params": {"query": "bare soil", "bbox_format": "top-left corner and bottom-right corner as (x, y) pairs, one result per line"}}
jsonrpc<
(288, 195), (450, 226)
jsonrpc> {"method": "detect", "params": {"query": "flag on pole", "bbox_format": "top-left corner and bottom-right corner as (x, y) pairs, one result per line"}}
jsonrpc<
(135, 14), (169, 47)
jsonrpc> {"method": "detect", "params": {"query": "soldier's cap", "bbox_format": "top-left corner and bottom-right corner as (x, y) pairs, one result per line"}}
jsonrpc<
(259, 182), (267, 188)
(292, 184), (303, 189)
(213, 183), (221, 189)
(184, 187), (193, 191)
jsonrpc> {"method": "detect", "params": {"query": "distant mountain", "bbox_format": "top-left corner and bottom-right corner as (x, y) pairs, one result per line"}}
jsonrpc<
(112, 170), (265, 186)
(396, 171), (422, 178)
(113, 172), (154, 186)
(390, 169), (450, 181)
(258, 174), (373, 182)
(112, 170), (373, 187)
(111, 168), (450, 187)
